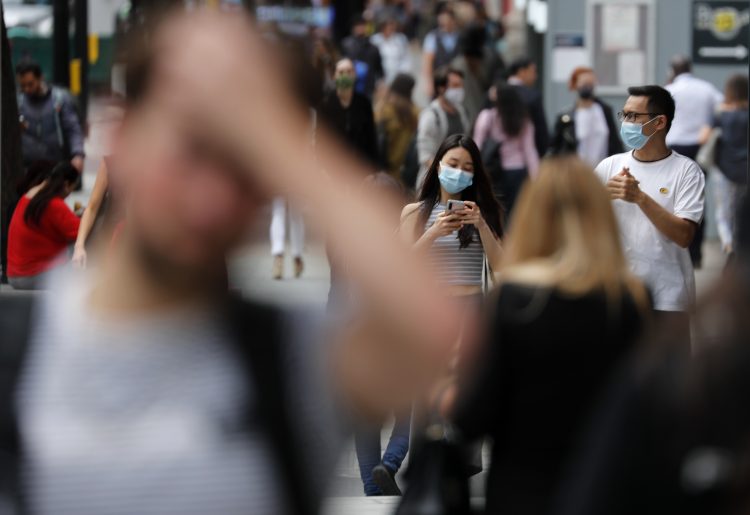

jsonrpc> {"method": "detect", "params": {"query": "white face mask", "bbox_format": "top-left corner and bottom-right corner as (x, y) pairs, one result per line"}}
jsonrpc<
(444, 87), (465, 107)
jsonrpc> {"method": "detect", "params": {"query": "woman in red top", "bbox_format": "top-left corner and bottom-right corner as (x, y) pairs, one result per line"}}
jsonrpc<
(8, 162), (80, 290)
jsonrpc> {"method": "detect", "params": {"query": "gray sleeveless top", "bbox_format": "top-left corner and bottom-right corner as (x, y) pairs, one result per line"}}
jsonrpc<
(425, 203), (484, 286)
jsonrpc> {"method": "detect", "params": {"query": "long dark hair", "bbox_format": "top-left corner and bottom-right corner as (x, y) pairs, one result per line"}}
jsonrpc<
(417, 134), (503, 247)
(24, 162), (78, 227)
(495, 83), (527, 138)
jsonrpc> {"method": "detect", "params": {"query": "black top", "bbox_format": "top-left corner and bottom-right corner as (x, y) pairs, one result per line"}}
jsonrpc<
(714, 109), (748, 185)
(554, 319), (750, 515)
(320, 91), (380, 168)
(510, 84), (549, 157)
(549, 97), (624, 159)
(454, 282), (646, 515)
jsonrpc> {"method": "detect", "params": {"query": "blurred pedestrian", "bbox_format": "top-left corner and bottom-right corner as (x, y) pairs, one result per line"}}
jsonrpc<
(700, 74), (748, 256)
(270, 197), (306, 280)
(597, 85), (704, 345)
(16, 60), (85, 174)
(370, 16), (412, 85)
(312, 35), (340, 91)
(375, 73), (419, 179)
(355, 172), (412, 497)
(507, 57), (549, 157)
(445, 155), (649, 515)
(0, 11), (462, 515)
(7, 162), (80, 290)
(554, 204), (750, 515)
(422, 2), (460, 98)
(320, 58), (380, 167)
(550, 67), (623, 165)
(474, 83), (539, 217)
(71, 159), (111, 269)
(450, 22), (499, 126)
(665, 55), (723, 269)
(342, 15), (385, 100)
(72, 102), (126, 269)
(415, 67), (469, 189)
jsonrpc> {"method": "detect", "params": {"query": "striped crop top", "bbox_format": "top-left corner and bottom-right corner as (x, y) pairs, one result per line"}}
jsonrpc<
(425, 202), (484, 286)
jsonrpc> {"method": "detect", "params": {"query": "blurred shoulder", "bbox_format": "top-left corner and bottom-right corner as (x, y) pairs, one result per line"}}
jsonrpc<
(400, 202), (422, 222)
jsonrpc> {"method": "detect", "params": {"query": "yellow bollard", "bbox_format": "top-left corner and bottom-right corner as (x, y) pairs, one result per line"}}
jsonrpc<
(70, 59), (81, 95)
(88, 34), (99, 64)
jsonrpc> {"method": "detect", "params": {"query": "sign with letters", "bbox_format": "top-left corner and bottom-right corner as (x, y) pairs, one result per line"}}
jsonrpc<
(692, 1), (750, 64)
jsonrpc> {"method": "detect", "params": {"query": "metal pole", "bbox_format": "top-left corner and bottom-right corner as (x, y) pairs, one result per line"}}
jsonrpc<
(52, 0), (70, 86)
(74, 0), (89, 125)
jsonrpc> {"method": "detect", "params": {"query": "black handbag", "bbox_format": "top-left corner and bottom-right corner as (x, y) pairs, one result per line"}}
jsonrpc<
(395, 422), (471, 515)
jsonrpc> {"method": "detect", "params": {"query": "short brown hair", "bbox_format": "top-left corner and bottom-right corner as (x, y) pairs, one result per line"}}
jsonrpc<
(724, 74), (749, 104)
(568, 66), (594, 91)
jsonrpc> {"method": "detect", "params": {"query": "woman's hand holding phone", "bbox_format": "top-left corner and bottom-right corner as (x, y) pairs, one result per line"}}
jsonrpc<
(428, 211), (463, 239)
(460, 201), (484, 228)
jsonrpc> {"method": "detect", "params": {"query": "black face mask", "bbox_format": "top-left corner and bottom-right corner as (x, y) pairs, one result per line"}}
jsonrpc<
(577, 85), (594, 100)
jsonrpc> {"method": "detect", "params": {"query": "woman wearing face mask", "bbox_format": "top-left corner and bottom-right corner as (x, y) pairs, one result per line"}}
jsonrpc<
(550, 67), (623, 165)
(401, 134), (503, 297)
(399, 134), (503, 485)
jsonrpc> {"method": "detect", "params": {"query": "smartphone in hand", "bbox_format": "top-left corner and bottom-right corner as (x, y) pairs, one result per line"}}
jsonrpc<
(446, 200), (466, 213)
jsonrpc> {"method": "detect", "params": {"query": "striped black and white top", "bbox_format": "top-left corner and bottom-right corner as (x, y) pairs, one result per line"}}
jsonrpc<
(16, 273), (340, 515)
(425, 202), (484, 286)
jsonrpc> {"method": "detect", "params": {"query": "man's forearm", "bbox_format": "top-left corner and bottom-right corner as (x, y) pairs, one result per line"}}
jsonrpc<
(637, 193), (695, 248)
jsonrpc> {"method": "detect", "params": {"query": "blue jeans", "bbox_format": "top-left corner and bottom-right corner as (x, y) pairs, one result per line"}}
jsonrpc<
(354, 412), (411, 496)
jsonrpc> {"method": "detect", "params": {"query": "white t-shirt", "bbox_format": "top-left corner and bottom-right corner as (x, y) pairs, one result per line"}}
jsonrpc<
(665, 73), (723, 146)
(574, 102), (609, 167)
(595, 151), (705, 311)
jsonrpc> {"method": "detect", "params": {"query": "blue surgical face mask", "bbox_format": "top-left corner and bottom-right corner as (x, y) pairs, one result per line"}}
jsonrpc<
(438, 164), (473, 194)
(620, 117), (659, 150)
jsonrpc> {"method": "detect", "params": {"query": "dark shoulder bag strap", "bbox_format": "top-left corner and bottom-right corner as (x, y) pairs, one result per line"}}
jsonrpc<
(225, 298), (315, 515)
(0, 294), (35, 514)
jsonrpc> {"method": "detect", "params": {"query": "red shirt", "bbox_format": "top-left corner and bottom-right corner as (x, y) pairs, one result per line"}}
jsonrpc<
(7, 196), (80, 277)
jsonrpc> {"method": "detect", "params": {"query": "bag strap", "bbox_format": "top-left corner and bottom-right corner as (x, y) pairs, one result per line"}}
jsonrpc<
(225, 298), (315, 515)
(431, 106), (442, 133)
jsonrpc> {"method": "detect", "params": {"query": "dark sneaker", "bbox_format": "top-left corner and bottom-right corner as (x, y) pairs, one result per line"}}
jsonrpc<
(372, 463), (401, 496)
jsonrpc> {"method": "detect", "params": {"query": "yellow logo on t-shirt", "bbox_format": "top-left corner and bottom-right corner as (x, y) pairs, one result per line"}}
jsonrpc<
(659, 187), (669, 195)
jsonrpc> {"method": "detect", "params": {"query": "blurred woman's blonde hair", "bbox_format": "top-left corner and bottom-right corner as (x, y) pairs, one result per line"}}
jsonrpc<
(500, 155), (648, 310)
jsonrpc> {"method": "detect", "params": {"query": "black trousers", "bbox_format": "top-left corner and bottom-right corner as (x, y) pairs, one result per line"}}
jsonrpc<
(670, 144), (704, 267)
(653, 310), (692, 348)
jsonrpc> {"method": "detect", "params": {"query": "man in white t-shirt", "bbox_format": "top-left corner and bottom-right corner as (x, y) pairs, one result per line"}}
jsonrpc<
(595, 85), (705, 344)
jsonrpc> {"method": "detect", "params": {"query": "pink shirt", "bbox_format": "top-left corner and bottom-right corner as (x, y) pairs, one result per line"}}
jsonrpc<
(473, 108), (540, 178)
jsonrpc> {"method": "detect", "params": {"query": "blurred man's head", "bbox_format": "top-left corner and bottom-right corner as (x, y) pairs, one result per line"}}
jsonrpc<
(436, 2), (457, 33)
(16, 60), (45, 97)
(509, 57), (537, 86)
(433, 66), (464, 101)
(111, 29), (263, 276)
(334, 58), (356, 91)
(351, 15), (368, 37)
(670, 55), (692, 78)
(380, 17), (398, 37)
